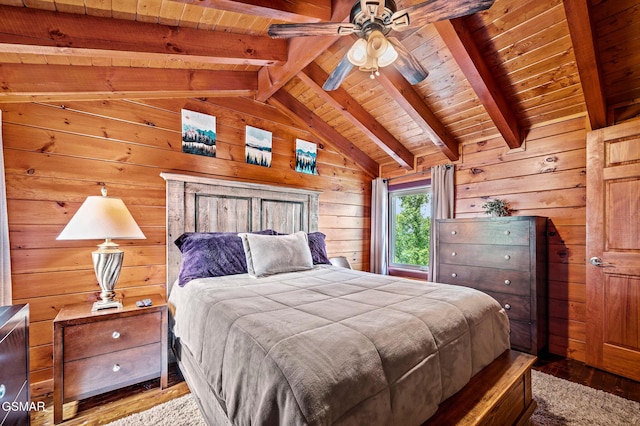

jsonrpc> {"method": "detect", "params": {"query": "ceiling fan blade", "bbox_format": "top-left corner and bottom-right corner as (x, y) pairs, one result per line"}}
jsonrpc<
(322, 52), (355, 91)
(391, 0), (495, 30)
(268, 22), (358, 38)
(388, 37), (429, 85)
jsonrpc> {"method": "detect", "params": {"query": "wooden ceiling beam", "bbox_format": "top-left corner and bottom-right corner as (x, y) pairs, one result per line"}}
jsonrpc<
(269, 89), (379, 178)
(174, 0), (333, 23)
(377, 67), (460, 162)
(255, 0), (354, 102)
(562, 0), (607, 129)
(0, 64), (256, 102)
(434, 18), (524, 149)
(0, 5), (286, 67)
(299, 62), (414, 170)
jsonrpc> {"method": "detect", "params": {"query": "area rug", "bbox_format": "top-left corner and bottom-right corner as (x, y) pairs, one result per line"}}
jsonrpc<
(106, 370), (640, 425)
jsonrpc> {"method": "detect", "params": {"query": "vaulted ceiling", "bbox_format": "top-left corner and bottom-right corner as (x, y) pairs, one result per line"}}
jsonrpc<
(1, 0), (639, 177)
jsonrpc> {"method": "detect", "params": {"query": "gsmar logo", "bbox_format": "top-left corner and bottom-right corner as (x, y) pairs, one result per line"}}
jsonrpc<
(2, 400), (46, 412)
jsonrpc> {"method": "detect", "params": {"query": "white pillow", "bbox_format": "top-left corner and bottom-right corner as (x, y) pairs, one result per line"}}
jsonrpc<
(239, 231), (314, 277)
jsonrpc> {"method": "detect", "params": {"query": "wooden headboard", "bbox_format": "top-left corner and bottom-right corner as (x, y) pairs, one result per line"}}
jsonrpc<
(161, 173), (320, 290)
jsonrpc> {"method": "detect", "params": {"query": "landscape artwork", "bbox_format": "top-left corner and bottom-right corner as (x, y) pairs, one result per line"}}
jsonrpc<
(245, 125), (272, 167)
(295, 139), (317, 175)
(181, 109), (216, 157)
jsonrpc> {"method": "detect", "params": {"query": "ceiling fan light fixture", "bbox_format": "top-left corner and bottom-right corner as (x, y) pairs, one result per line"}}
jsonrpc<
(347, 38), (369, 66)
(366, 30), (388, 58)
(377, 43), (398, 67)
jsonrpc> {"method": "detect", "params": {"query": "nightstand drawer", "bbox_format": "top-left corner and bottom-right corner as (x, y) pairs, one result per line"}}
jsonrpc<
(63, 342), (161, 400)
(0, 305), (29, 426)
(0, 322), (28, 410)
(64, 311), (161, 361)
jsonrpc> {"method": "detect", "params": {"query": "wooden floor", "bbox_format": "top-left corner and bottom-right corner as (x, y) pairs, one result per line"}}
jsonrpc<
(31, 353), (640, 425)
(533, 352), (640, 403)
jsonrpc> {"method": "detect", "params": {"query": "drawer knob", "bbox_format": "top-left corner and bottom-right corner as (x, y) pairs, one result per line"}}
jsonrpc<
(112, 364), (121, 372)
(112, 331), (121, 339)
(504, 279), (511, 285)
(451, 273), (457, 278)
(451, 230), (457, 235)
(504, 303), (511, 310)
(504, 230), (510, 235)
(0, 384), (5, 399)
(504, 254), (511, 260)
(451, 252), (457, 256)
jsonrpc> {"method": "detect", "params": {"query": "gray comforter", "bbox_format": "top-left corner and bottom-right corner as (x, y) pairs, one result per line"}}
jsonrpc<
(169, 265), (510, 426)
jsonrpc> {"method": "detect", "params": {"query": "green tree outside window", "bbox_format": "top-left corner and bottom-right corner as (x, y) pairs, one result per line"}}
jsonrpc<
(392, 193), (431, 267)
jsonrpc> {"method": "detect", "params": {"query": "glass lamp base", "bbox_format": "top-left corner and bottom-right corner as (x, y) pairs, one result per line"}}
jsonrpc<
(92, 299), (123, 312)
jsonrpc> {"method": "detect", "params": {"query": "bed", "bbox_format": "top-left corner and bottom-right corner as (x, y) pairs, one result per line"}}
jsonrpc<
(161, 173), (537, 426)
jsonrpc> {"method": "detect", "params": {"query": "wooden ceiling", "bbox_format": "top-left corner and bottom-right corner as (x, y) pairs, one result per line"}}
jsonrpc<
(0, 0), (638, 177)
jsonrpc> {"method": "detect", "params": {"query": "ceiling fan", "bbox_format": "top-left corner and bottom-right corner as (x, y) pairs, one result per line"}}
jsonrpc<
(268, 0), (495, 91)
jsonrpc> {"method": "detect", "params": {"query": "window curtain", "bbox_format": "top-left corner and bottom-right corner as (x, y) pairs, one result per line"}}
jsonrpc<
(0, 111), (12, 305)
(370, 177), (388, 275)
(428, 164), (455, 280)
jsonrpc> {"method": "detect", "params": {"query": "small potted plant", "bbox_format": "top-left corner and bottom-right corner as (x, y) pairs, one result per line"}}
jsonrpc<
(482, 198), (511, 217)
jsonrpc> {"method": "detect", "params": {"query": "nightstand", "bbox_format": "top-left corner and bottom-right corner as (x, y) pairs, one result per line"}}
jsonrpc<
(0, 304), (30, 426)
(53, 294), (167, 424)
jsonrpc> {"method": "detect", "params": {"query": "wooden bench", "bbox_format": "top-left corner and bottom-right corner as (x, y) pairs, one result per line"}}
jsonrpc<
(424, 350), (537, 425)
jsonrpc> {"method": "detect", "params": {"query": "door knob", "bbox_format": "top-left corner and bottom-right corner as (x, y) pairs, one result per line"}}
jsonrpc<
(589, 257), (614, 267)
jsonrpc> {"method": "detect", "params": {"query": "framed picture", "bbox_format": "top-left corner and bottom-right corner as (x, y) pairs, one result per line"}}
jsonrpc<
(181, 109), (216, 157)
(245, 125), (272, 167)
(295, 139), (317, 175)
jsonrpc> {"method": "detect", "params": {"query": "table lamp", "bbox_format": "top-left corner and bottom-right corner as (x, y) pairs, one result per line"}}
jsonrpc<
(57, 187), (146, 311)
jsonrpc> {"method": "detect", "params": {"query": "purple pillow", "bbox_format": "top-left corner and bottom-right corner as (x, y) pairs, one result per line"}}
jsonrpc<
(175, 230), (276, 287)
(308, 232), (332, 265)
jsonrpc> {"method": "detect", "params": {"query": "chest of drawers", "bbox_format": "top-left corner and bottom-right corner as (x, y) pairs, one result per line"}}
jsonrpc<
(435, 217), (548, 354)
(0, 304), (30, 426)
(53, 295), (167, 424)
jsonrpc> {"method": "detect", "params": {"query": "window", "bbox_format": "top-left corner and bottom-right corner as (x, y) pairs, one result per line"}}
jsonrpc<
(388, 183), (431, 274)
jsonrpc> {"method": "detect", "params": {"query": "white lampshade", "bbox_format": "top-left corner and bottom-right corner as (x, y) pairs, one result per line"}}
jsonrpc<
(347, 38), (368, 67)
(57, 188), (145, 311)
(378, 43), (398, 67)
(57, 193), (145, 241)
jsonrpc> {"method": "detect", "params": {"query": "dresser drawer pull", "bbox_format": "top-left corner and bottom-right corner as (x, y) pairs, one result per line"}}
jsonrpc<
(504, 254), (511, 260)
(504, 230), (510, 235)
(451, 230), (457, 235)
(504, 279), (511, 285)
(451, 273), (457, 278)
(112, 331), (121, 339)
(451, 252), (457, 256)
(112, 364), (121, 373)
(504, 304), (511, 310)
(0, 384), (5, 399)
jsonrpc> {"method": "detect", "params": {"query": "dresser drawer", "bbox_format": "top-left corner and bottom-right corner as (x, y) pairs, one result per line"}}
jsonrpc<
(484, 291), (531, 321)
(63, 342), (161, 400)
(439, 243), (531, 271)
(509, 320), (533, 352)
(0, 318), (28, 416)
(438, 220), (530, 245)
(64, 311), (161, 361)
(437, 264), (531, 296)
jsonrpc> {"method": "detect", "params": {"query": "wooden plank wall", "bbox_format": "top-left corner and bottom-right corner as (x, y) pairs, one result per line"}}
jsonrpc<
(384, 116), (589, 362)
(1, 98), (371, 395)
